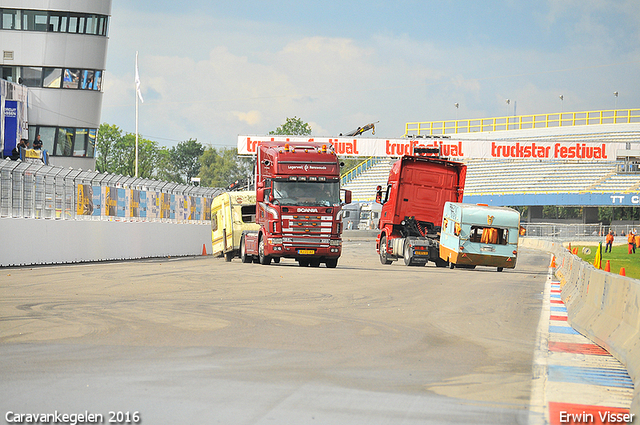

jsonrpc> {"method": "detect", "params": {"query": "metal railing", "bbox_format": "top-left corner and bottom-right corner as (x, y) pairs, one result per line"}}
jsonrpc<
(405, 108), (640, 137)
(522, 222), (640, 240)
(0, 158), (224, 223)
(341, 156), (384, 186)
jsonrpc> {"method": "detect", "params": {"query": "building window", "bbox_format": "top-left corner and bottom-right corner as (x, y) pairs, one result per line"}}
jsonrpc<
(74, 128), (88, 157)
(22, 10), (49, 31)
(87, 129), (97, 157)
(29, 125), (97, 158)
(21, 66), (43, 87)
(0, 8), (108, 36)
(43, 67), (62, 88)
(63, 68), (80, 89)
(1, 9), (19, 30)
(56, 128), (74, 156)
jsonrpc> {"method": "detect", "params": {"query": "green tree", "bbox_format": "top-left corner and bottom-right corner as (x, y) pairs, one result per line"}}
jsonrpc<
(95, 123), (122, 173)
(173, 139), (204, 183)
(199, 147), (253, 188)
(95, 123), (158, 178)
(269, 116), (312, 136)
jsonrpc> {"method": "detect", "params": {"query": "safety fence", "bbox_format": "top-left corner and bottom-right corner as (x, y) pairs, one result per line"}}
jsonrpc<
(521, 238), (640, 416)
(0, 158), (223, 223)
(405, 108), (640, 136)
(522, 222), (640, 240)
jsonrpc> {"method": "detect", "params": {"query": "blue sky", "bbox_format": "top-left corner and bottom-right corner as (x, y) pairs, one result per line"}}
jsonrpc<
(101, 0), (640, 147)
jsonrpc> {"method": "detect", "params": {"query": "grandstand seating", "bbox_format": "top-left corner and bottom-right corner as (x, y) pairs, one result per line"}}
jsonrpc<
(342, 158), (640, 202)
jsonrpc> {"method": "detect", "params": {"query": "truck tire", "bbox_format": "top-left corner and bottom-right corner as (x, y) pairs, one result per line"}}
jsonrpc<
(310, 259), (321, 267)
(497, 267), (503, 272)
(273, 257), (280, 264)
(224, 251), (233, 262)
(240, 235), (251, 263)
(379, 235), (392, 265)
(325, 258), (338, 268)
(403, 240), (419, 266)
(298, 259), (310, 267)
(258, 237), (271, 265)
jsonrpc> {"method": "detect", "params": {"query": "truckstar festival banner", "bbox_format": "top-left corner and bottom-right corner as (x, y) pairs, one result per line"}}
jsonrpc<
(238, 136), (625, 161)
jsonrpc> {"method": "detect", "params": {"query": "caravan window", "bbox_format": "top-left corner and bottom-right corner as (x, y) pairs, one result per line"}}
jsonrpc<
(241, 205), (256, 223)
(211, 212), (218, 231)
(469, 226), (508, 245)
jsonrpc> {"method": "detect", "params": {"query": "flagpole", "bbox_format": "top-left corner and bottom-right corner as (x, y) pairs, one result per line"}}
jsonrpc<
(135, 51), (139, 178)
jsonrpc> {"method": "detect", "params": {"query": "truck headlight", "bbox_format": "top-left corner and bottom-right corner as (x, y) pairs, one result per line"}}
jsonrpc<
(268, 238), (283, 245)
(329, 239), (341, 246)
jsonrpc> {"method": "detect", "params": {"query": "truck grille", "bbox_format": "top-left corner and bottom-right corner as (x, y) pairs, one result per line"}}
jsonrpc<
(282, 214), (332, 235)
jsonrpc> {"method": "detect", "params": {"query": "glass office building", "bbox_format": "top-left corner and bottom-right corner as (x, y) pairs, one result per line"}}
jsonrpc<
(0, 0), (111, 169)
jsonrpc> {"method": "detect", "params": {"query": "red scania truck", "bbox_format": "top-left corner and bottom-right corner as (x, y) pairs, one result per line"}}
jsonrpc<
(240, 140), (351, 268)
(375, 149), (466, 266)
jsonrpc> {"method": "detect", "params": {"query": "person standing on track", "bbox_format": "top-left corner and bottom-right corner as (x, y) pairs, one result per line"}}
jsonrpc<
(605, 230), (614, 253)
(628, 230), (636, 254)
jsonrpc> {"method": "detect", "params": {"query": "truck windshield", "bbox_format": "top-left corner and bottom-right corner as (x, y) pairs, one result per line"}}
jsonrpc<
(272, 181), (340, 206)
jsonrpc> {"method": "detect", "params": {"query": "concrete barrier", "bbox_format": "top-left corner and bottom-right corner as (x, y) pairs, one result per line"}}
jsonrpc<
(0, 217), (211, 266)
(521, 237), (640, 415)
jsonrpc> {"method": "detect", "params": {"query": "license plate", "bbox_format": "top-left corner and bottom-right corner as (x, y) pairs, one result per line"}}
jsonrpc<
(481, 246), (495, 252)
(415, 250), (428, 255)
(298, 249), (315, 255)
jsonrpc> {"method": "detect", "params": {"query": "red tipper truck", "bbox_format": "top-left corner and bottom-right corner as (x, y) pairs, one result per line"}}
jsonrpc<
(375, 149), (466, 266)
(240, 140), (352, 268)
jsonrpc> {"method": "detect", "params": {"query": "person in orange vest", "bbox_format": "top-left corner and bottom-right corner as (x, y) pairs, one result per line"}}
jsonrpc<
(605, 230), (614, 253)
(628, 230), (636, 254)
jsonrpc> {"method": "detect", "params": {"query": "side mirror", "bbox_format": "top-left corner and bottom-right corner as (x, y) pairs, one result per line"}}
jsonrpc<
(375, 185), (382, 204)
(256, 188), (264, 202)
(344, 190), (352, 205)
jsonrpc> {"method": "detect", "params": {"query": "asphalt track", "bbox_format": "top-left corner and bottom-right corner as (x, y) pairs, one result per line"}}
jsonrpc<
(0, 240), (549, 424)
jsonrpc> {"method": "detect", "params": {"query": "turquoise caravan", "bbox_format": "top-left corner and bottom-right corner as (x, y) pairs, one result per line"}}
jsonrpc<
(439, 202), (520, 272)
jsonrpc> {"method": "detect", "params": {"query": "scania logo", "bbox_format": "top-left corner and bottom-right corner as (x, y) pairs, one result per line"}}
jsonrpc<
(298, 208), (319, 213)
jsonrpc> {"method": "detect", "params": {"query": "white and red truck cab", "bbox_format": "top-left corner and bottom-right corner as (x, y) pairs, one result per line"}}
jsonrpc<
(240, 140), (351, 268)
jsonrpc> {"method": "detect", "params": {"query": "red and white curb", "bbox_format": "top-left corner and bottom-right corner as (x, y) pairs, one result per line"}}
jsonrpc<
(529, 256), (635, 425)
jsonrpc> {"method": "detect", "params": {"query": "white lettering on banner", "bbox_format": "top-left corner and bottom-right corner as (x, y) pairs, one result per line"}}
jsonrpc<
(611, 195), (625, 204)
(633, 196), (640, 204)
(4, 107), (17, 117)
(238, 136), (624, 161)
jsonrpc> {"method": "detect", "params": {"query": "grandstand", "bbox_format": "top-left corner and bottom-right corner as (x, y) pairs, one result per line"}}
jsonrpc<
(342, 109), (640, 207)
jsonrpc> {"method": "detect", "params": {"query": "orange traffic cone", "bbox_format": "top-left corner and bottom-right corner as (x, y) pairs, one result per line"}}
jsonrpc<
(604, 260), (610, 272)
(202, 244), (207, 256)
(551, 256), (556, 268)
(572, 247), (578, 255)
(620, 267), (626, 276)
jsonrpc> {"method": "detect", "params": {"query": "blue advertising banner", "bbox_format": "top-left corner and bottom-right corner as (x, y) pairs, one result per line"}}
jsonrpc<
(3, 100), (18, 157)
(117, 188), (126, 218)
(464, 192), (640, 207)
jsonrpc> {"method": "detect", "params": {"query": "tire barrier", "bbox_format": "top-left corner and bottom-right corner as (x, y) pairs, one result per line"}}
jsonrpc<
(521, 237), (640, 416)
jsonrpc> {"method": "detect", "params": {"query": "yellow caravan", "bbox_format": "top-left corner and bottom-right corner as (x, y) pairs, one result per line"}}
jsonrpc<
(211, 191), (259, 261)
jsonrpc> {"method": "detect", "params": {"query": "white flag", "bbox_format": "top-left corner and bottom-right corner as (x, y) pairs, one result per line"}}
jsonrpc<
(135, 51), (144, 103)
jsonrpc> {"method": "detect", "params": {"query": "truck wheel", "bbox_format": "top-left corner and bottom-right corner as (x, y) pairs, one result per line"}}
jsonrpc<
(273, 257), (280, 264)
(298, 259), (310, 267)
(403, 240), (417, 266)
(240, 236), (251, 263)
(258, 237), (271, 265)
(379, 236), (392, 265)
(325, 258), (338, 268)
(497, 267), (503, 272)
(224, 251), (233, 262)
(310, 259), (321, 267)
